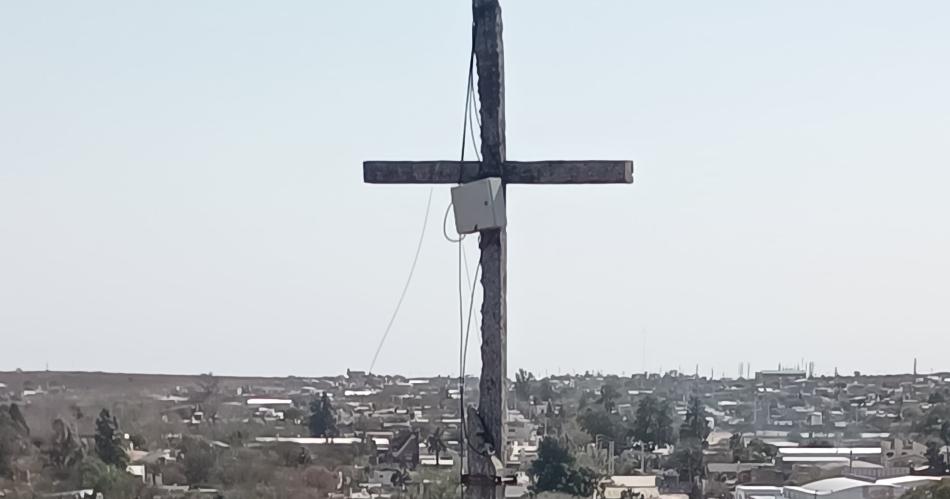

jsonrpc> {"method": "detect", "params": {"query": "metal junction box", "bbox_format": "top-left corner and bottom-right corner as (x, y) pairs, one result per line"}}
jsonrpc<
(451, 177), (506, 234)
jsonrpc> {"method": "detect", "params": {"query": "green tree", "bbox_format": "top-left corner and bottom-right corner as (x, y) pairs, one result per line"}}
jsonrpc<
(94, 409), (128, 468)
(274, 442), (311, 467)
(538, 379), (556, 402)
(678, 396), (708, 499)
(926, 441), (946, 475)
(941, 421), (950, 461)
(47, 417), (85, 473)
(579, 390), (594, 411)
(80, 456), (142, 498)
(914, 403), (950, 437)
(728, 433), (745, 462)
(631, 395), (674, 452)
(0, 405), (31, 479)
(515, 369), (536, 402)
(309, 393), (337, 438)
(577, 408), (624, 443)
(7, 404), (28, 436)
(181, 441), (216, 484)
(598, 383), (621, 412)
(681, 396), (710, 444)
(193, 372), (222, 424)
(417, 465), (461, 499)
(529, 437), (599, 497)
(901, 481), (950, 499)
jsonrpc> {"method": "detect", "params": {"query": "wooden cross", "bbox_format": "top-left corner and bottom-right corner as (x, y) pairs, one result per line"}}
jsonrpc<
(363, 1), (632, 497)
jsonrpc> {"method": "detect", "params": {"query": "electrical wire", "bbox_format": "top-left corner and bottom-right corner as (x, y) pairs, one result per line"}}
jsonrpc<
(367, 186), (435, 374)
(458, 14), (479, 491)
(467, 77), (482, 162)
(443, 201), (465, 244)
(370, 3), (480, 379)
(460, 250), (481, 380)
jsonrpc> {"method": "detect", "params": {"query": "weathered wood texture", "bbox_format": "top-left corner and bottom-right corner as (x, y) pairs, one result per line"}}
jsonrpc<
(363, 160), (633, 184)
(474, 0), (506, 176)
(470, 1), (506, 499)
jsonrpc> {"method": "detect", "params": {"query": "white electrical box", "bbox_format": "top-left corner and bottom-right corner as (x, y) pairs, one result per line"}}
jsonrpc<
(451, 177), (506, 234)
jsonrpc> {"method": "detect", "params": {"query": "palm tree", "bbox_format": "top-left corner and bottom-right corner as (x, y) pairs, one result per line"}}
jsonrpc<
(426, 427), (448, 466)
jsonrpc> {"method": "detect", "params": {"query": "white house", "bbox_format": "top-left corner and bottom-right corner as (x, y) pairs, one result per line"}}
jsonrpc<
(734, 485), (783, 499)
(785, 478), (895, 499)
(783, 476), (940, 499)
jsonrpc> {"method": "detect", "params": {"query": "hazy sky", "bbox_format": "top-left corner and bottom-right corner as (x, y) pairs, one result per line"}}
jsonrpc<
(2, 1), (949, 378)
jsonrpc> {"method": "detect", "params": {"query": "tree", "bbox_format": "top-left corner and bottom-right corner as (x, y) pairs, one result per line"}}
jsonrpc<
(47, 417), (85, 473)
(80, 456), (142, 497)
(309, 393), (337, 439)
(426, 427), (448, 466)
(678, 396), (708, 499)
(7, 404), (28, 436)
(577, 408), (624, 443)
(901, 481), (950, 499)
(0, 405), (31, 479)
(631, 395), (674, 452)
(598, 383), (621, 412)
(94, 409), (128, 468)
(926, 441), (946, 475)
(417, 465), (461, 499)
(193, 372), (222, 424)
(579, 390), (594, 411)
(303, 465), (338, 492)
(275, 442), (311, 467)
(515, 369), (536, 402)
(545, 401), (566, 437)
(728, 433), (745, 462)
(668, 446), (704, 489)
(681, 396), (710, 444)
(538, 379), (556, 402)
(529, 437), (598, 497)
(180, 439), (216, 484)
(941, 421), (950, 460)
(914, 403), (950, 437)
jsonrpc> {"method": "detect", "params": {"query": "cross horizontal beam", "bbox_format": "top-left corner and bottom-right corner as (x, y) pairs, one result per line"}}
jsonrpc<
(363, 160), (633, 185)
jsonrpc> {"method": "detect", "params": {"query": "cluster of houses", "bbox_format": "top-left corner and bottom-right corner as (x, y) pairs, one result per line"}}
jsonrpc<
(7, 366), (950, 499)
(584, 367), (950, 499)
(145, 370), (514, 498)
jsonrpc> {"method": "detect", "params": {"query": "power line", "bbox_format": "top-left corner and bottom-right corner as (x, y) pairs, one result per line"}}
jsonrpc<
(458, 15), (479, 489)
(367, 186), (434, 374)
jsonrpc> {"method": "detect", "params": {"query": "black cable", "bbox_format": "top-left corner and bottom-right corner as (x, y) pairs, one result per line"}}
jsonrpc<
(467, 77), (482, 162)
(458, 14), (478, 493)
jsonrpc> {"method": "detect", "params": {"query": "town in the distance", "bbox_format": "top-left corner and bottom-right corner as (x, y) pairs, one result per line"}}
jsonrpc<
(2, 366), (950, 499)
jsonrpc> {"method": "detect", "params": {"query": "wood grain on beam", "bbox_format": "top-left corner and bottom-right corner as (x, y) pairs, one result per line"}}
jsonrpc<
(504, 160), (633, 184)
(363, 161), (481, 184)
(363, 160), (633, 184)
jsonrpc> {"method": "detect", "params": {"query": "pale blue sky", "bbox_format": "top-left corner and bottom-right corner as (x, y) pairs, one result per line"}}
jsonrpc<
(2, 1), (948, 377)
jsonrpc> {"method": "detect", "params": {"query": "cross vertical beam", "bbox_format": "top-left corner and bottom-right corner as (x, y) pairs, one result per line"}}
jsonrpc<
(469, 1), (507, 499)
(360, 0), (634, 496)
